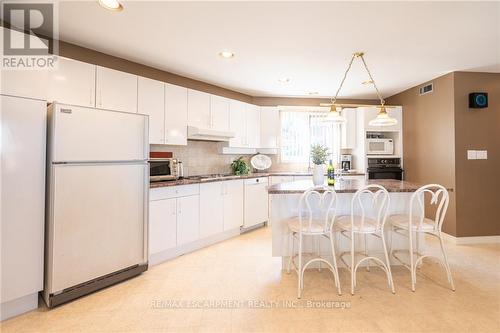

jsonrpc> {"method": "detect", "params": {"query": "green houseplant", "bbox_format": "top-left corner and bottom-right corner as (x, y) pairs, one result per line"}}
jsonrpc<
(231, 156), (250, 175)
(310, 144), (329, 185)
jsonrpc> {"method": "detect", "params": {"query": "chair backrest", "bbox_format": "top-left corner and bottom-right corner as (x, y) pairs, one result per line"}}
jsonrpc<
(410, 184), (449, 232)
(298, 186), (337, 233)
(351, 184), (390, 232)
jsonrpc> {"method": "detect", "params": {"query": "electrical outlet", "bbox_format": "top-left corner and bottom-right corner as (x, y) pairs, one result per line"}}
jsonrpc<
(467, 150), (477, 160)
(476, 150), (488, 160)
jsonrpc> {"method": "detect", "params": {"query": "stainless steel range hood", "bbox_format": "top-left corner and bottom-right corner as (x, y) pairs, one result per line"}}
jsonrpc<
(187, 126), (235, 142)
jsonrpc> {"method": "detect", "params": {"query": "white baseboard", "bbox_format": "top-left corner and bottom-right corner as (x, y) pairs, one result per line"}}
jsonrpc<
(442, 232), (500, 245)
(149, 228), (241, 266)
(1, 293), (39, 321)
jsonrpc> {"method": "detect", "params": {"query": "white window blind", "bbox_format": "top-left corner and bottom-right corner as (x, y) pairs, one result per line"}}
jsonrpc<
(280, 111), (341, 165)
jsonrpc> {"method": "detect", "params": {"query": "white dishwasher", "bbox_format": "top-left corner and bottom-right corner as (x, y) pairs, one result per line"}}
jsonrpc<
(243, 177), (269, 229)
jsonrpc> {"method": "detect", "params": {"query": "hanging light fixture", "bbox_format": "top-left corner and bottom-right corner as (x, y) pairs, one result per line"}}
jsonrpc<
(324, 52), (397, 126)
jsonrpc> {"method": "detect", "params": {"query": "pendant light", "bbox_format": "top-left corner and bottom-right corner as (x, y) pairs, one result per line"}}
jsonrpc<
(324, 52), (397, 126)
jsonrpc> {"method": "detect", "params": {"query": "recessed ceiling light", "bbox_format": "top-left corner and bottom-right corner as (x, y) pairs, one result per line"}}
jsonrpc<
(278, 77), (291, 84)
(362, 80), (374, 85)
(98, 0), (123, 11)
(219, 50), (235, 59)
(308, 91), (319, 95)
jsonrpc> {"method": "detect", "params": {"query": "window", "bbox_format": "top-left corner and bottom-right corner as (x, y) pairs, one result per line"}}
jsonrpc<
(280, 111), (341, 165)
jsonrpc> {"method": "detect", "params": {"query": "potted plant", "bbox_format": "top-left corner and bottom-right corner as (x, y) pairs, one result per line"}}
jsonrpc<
(310, 144), (329, 185)
(231, 156), (250, 175)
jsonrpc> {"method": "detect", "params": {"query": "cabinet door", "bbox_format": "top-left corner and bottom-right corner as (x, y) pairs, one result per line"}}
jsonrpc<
(260, 107), (279, 149)
(138, 77), (165, 144)
(0, 28), (47, 100)
(47, 57), (96, 107)
(341, 108), (357, 149)
(210, 95), (230, 131)
(199, 183), (224, 238)
(165, 83), (188, 145)
(176, 195), (200, 246)
(223, 180), (244, 231)
(149, 198), (176, 254)
(229, 100), (246, 147)
(246, 104), (261, 148)
(187, 89), (211, 128)
(96, 66), (138, 113)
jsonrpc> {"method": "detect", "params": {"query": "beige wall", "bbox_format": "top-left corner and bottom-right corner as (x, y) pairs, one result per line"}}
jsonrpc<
(453, 72), (500, 237)
(387, 72), (500, 237)
(387, 73), (457, 235)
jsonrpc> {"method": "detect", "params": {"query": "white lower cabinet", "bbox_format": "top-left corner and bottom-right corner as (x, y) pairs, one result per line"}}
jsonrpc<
(176, 195), (200, 246)
(149, 198), (177, 254)
(200, 180), (244, 238)
(199, 182), (224, 238)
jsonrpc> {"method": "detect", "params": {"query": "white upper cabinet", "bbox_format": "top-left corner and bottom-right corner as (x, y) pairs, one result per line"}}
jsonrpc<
(47, 57), (96, 107)
(229, 100), (247, 147)
(210, 95), (230, 131)
(165, 83), (188, 145)
(341, 108), (357, 149)
(246, 104), (261, 148)
(260, 106), (279, 149)
(187, 89), (211, 128)
(96, 66), (138, 113)
(138, 77), (165, 144)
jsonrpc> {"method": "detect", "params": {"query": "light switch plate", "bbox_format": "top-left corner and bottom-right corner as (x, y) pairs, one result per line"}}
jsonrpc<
(476, 150), (488, 159)
(467, 150), (477, 160)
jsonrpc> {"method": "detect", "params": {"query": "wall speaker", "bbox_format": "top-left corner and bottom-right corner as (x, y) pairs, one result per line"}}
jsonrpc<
(469, 92), (488, 108)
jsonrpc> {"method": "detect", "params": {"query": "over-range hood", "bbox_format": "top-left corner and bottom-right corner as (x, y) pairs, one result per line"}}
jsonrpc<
(187, 126), (235, 142)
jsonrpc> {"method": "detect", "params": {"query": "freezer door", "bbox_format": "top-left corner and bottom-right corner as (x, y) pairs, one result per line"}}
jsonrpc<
(47, 163), (148, 293)
(50, 104), (148, 162)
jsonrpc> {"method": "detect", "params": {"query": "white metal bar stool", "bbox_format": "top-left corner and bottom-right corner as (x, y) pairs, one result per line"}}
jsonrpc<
(389, 184), (455, 292)
(337, 184), (395, 295)
(286, 187), (342, 298)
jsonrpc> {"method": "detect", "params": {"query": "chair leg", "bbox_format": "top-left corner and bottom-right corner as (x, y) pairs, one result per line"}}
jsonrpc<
(297, 233), (303, 299)
(438, 232), (455, 291)
(287, 233), (294, 274)
(351, 231), (355, 295)
(364, 234), (370, 271)
(317, 237), (322, 272)
(329, 233), (342, 296)
(416, 231), (422, 269)
(381, 231), (395, 294)
(408, 228), (416, 292)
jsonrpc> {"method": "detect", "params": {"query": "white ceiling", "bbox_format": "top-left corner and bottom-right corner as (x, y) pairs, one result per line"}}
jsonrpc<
(55, 1), (499, 99)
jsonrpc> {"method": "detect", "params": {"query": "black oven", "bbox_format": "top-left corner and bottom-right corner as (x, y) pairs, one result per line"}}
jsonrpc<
(149, 158), (178, 182)
(367, 158), (403, 180)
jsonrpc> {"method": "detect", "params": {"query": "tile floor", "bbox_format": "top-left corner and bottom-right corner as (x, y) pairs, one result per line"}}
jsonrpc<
(2, 227), (499, 332)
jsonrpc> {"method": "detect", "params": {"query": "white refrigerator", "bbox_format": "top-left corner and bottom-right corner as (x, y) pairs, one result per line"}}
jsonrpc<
(44, 103), (149, 307)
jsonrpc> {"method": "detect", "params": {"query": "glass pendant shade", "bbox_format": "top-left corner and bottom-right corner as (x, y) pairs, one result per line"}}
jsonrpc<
(323, 105), (346, 123)
(368, 106), (398, 126)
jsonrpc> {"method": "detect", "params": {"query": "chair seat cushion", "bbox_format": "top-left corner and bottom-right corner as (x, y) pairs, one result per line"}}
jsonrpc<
(336, 215), (378, 233)
(389, 214), (435, 231)
(287, 217), (327, 234)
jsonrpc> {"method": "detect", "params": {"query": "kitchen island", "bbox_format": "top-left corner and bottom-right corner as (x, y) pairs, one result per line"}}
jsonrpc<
(268, 179), (433, 267)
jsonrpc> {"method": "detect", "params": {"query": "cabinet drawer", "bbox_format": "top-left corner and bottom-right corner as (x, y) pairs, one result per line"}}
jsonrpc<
(150, 184), (200, 201)
(244, 177), (268, 186)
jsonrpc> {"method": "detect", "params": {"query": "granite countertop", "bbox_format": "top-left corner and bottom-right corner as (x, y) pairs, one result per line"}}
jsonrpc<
(267, 179), (452, 194)
(262, 171), (366, 177)
(150, 171), (365, 189)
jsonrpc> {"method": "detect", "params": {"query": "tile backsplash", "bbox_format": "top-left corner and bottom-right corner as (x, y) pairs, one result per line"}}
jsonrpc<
(151, 141), (243, 176)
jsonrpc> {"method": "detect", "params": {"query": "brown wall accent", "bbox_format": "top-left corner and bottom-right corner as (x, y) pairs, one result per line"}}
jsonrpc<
(252, 96), (379, 107)
(453, 72), (500, 237)
(386, 73), (457, 236)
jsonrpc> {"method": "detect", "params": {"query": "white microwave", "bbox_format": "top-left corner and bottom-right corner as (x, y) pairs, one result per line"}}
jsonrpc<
(366, 138), (394, 155)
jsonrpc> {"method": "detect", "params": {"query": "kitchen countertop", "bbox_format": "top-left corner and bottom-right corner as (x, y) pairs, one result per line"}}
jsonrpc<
(150, 171), (365, 188)
(267, 179), (452, 194)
